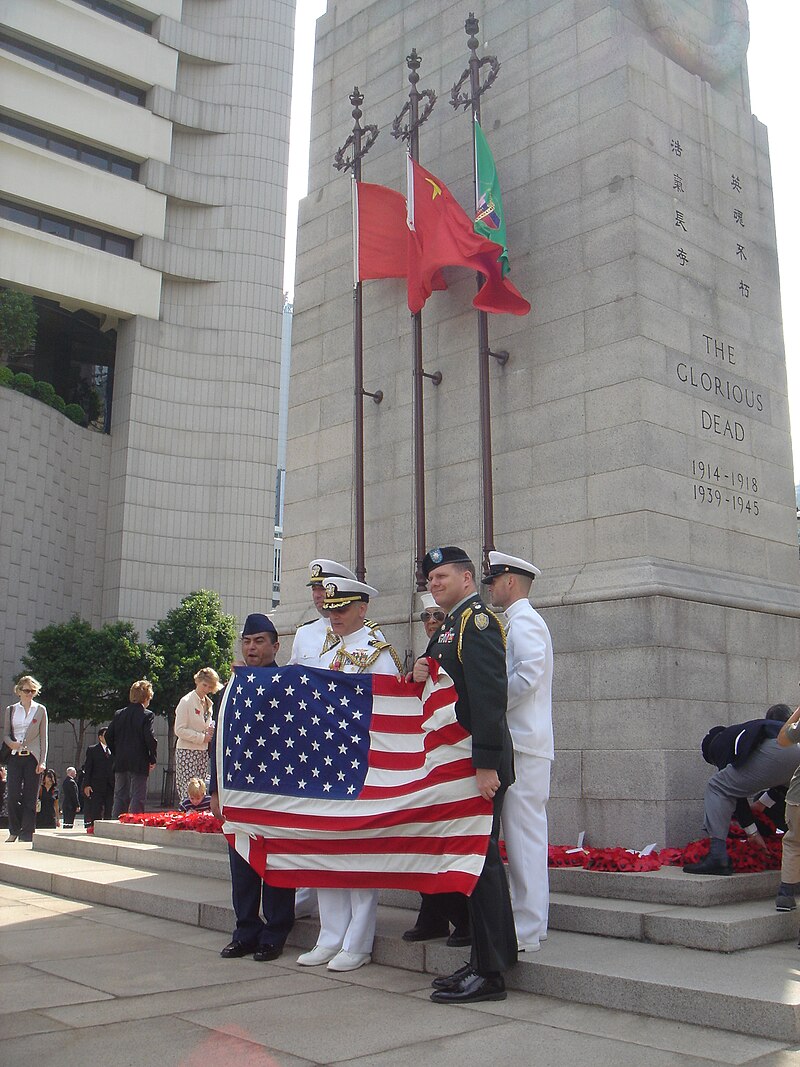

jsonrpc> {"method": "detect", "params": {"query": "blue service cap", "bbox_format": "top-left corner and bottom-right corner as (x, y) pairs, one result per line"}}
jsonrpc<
(241, 612), (277, 637)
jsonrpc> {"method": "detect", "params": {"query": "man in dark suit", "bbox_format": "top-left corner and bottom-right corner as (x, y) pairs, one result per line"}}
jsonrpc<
(411, 546), (517, 1004)
(106, 681), (158, 817)
(210, 612), (295, 963)
(82, 726), (115, 832)
(61, 766), (80, 828)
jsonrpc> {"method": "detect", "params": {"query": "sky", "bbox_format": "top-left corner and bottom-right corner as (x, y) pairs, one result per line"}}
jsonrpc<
(284, 4), (800, 479)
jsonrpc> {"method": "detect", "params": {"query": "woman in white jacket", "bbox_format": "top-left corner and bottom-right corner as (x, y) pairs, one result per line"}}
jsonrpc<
(4, 675), (48, 842)
(174, 668), (222, 801)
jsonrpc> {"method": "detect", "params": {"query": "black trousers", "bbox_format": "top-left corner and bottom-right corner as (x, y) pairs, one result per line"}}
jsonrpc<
(85, 786), (115, 826)
(228, 844), (296, 949)
(469, 785), (518, 975)
(414, 891), (469, 932)
(7, 754), (41, 840)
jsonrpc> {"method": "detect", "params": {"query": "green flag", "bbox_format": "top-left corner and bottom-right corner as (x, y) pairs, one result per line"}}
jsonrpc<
(473, 119), (510, 277)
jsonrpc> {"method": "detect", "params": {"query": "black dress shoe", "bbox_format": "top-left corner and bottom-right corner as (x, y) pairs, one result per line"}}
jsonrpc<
(446, 929), (472, 948)
(402, 922), (450, 942)
(430, 971), (506, 1004)
(431, 963), (473, 990)
(220, 940), (256, 958)
(253, 944), (283, 962)
(682, 855), (733, 876)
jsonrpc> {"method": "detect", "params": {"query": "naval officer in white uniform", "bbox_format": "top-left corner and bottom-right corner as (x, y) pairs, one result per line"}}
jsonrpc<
(289, 559), (357, 665)
(483, 550), (554, 952)
(296, 577), (401, 972)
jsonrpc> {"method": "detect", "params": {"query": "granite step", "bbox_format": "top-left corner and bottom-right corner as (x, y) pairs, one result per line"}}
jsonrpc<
(30, 825), (796, 953)
(1, 840), (799, 1042)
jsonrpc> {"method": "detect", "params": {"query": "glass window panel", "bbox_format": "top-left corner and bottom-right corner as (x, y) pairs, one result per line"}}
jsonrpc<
(0, 202), (38, 227)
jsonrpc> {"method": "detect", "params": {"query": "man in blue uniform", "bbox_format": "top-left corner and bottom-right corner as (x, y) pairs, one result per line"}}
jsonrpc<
(210, 613), (295, 961)
(411, 546), (517, 1004)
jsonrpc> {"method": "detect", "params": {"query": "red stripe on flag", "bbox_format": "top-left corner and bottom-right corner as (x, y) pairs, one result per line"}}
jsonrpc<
(372, 673), (422, 698)
(424, 723), (470, 750)
(423, 683), (459, 716)
(245, 834), (487, 857)
(222, 795), (490, 831)
(359, 756), (476, 799)
(370, 713), (424, 734)
(368, 748), (425, 770)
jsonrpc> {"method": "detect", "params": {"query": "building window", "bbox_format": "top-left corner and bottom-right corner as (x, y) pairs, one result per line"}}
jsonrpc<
(0, 113), (140, 181)
(0, 32), (146, 106)
(71, 0), (152, 34)
(0, 198), (134, 258)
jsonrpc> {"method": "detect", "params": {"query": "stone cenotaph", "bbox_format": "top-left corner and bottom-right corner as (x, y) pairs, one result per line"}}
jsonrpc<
(280, 0), (800, 845)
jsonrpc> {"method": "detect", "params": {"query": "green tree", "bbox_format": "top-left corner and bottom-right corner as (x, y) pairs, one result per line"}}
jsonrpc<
(0, 289), (37, 357)
(21, 616), (160, 767)
(146, 590), (236, 795)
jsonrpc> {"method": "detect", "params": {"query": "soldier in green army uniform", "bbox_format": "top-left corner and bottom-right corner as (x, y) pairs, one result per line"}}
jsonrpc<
(411, 546), (518, 1003)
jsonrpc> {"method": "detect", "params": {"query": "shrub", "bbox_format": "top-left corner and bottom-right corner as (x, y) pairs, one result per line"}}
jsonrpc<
(33, 380), (57, 405)
(85, 387), (103, 423)
(52, 395), (66, 414)
(0, 290), (37, 356)
(13, 372), (35, 395)
(0, 365), (13, 387)
(64, 403), (86, 426)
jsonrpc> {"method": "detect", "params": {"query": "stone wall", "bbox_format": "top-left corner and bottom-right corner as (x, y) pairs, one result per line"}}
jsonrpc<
(0, 387), (110, 697)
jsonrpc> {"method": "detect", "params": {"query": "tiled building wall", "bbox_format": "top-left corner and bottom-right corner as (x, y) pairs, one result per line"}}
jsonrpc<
(0, 388), (110, 698)
(102, 0), (295, 637)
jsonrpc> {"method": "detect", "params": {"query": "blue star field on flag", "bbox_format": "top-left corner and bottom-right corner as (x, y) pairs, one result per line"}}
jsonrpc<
(222, 666), (374, 801)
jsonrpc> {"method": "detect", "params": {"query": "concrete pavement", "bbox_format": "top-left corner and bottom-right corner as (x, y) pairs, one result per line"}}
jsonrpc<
(1, 879), (799, 1067)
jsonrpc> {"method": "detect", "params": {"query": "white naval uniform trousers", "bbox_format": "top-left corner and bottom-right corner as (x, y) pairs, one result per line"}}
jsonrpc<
(312, 629), (399, 955)
(500, 597), (554, 945)
(289, 615), (335, 918)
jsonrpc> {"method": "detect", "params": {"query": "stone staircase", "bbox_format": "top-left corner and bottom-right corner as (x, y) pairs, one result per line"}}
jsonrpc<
(2, 823), (800, 1041)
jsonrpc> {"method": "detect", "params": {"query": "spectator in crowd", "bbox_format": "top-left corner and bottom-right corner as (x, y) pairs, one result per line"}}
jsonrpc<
(178, 776), (212, 812)
(106, 681), (158, 818)
(61, 767), (80, 829)
(4, 675), (48, 843)
(82, 726), (115, 834)
(0, 765), (8, 829)
(36, 769), (59, 828)
(174, 668), (222, 801)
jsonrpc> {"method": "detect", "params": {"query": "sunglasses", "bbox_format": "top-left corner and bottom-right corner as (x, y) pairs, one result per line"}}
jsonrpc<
(20, 688), (36, 694)
(420, 611), (445, 623)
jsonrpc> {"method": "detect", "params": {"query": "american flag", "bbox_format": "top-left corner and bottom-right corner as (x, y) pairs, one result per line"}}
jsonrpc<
(216, 662), (493, 893)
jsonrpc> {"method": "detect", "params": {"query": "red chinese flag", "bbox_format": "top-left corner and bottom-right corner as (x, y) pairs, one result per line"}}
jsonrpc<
(406, 157), (530, 316)
(353, 180), (408, 281)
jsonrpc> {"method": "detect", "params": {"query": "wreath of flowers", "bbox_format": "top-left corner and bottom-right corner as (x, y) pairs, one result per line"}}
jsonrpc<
(115, 813), (783, 873)
(547, 819), (783, 874)
(118, 811), (224, 833)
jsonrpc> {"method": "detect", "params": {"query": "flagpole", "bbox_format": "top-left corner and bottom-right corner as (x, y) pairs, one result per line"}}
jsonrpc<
(452, 14), (504, 575)
(334, 88), (381, 581)
(392, 50), (437, 591)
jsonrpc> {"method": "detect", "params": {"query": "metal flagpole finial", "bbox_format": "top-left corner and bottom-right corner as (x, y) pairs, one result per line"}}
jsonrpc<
(333, 86), (379, 173)
(450, 13), (501, 111)
(391, 49), (436, 143)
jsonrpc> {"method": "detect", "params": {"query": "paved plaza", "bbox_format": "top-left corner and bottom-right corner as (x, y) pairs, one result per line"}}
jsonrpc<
(2, 879), (800, 1067)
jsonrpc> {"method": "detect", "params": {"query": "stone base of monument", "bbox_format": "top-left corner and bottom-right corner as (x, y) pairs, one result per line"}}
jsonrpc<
(1, 822), (798, 1039)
